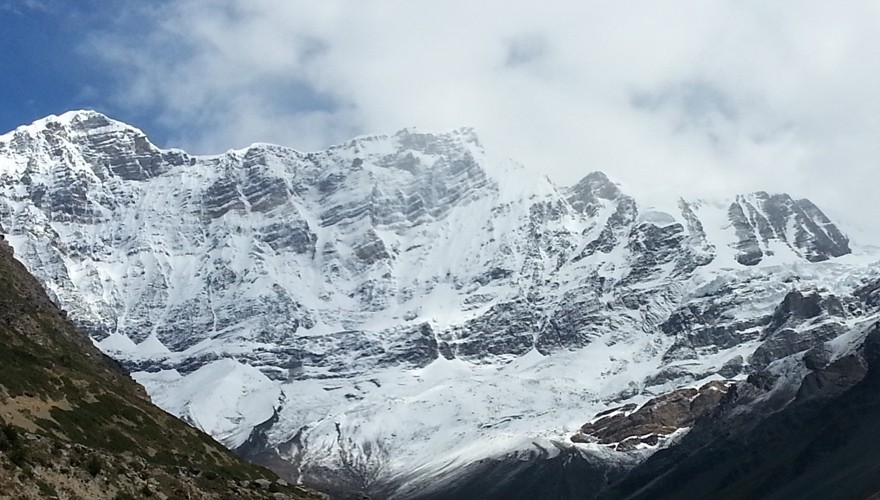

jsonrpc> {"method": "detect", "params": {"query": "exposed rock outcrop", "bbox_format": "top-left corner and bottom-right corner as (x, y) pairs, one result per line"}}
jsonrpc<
(572, 380), (732, 451)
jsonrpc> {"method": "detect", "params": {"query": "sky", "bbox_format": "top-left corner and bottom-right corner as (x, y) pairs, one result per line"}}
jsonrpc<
(2, 0), (880, 242)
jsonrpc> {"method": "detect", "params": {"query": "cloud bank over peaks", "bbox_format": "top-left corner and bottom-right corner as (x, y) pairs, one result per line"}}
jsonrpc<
(74, 0), (880, 244)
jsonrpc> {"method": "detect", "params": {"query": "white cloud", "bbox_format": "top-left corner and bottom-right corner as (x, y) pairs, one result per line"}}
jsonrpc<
(84, 0), (880, 243)
(2, 0), (50, 14)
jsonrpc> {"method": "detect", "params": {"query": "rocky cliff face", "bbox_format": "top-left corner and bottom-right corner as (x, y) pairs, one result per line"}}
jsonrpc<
(0, 111), (877, 498)
(727, 192), (850, 265)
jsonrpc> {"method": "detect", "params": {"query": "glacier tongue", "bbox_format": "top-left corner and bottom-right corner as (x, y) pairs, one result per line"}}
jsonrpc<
(1, 111), (879, 496)
(133, 358), (281, 449)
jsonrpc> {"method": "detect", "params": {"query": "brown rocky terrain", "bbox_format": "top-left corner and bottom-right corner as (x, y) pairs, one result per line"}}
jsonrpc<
(572, 380), (732, 451)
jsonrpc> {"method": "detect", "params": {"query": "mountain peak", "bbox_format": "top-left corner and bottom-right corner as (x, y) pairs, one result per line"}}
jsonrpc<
(0, 110), (185, 183)
(565, 170), (625, 216)
(388, 126), (483, 157)
(1, 110), (144, 139)
(727, 190), (850, 264)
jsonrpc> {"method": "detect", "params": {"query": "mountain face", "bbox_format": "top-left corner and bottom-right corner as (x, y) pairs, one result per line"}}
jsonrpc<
(0, 234), (324, 498)
(1, 110), (879, 498)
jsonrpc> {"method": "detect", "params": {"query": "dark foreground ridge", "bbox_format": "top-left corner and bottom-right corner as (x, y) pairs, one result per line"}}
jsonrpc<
(0, 235), (327, 499)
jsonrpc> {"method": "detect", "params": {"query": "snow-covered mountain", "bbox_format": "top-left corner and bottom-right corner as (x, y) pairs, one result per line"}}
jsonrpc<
(2, 110), (879, 498)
